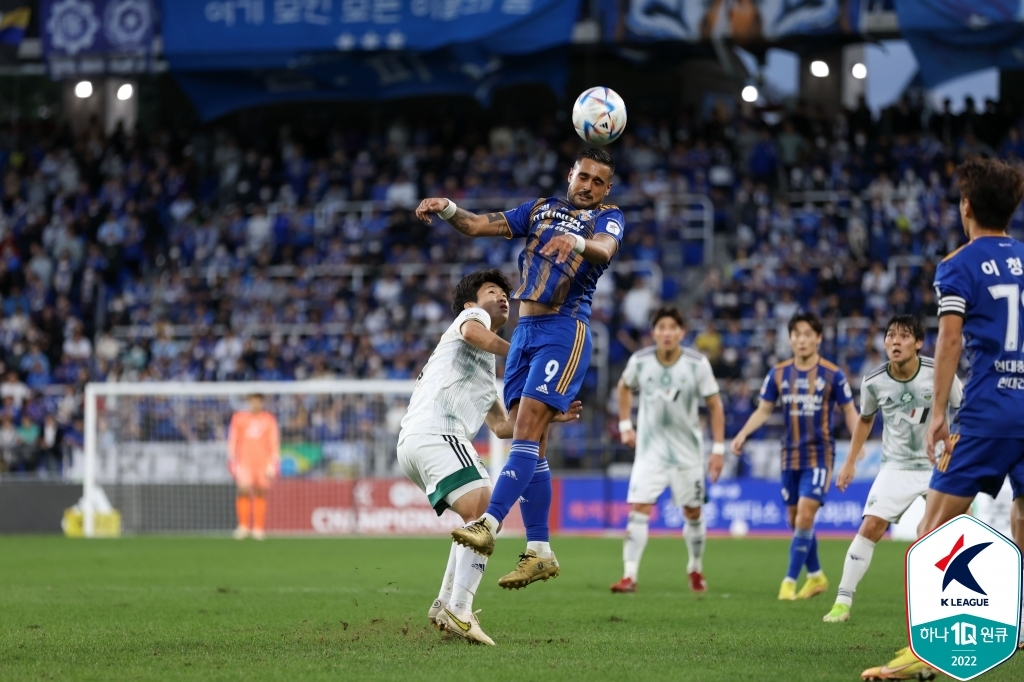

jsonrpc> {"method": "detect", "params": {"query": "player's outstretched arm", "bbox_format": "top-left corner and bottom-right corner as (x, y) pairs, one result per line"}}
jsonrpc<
(460, 319), (510, 357)
(838, 413), (875, 492)
(730, 399), (775, 455)
(927, 314), (964, 463)
(414, 198), (510, 238)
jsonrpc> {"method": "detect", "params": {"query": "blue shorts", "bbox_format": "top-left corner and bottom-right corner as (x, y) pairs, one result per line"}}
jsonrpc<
(780, 467), (832, 506)
(931, 434), (1024, 499)
(503, 314), (592, 414)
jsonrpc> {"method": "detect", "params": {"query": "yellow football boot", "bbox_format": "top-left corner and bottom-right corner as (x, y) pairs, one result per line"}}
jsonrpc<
(797, 572), (829, 599)
(497, 550), (559, 590)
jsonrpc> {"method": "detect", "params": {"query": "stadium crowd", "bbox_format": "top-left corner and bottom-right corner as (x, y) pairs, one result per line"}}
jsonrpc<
(0, 91), (1020, 472)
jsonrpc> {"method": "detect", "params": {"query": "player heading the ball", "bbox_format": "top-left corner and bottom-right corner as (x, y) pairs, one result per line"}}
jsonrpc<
(415, 148), (624, 589)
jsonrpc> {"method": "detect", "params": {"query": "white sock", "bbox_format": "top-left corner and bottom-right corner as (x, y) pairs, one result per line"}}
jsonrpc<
(836, 534), (876, 607)
(480, 513), (499, 535)
(684, 516), (706, 573)
(527, 541), (552, 558)
(450, 544), (488, 613)
(623, 511), (650, 580)
(437, 542), (457, 604)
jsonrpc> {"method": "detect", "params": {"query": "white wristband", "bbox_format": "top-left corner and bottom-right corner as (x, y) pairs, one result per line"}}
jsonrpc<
(711, 442), (726, 456)
(619, 419), (634, 433)
(438, 199), (457, 221)
(572, 233), (586, 254)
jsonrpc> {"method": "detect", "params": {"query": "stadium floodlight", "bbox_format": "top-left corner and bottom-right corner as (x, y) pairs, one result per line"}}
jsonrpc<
(741, 85), (758, 103)
(810, 61), (829, 78)
(117, 83), (133, 101)
(851, 63), (867, 80)
(74, 81), (93, 98)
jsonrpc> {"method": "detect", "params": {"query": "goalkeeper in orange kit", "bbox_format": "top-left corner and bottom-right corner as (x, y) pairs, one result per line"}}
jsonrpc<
(227, 394), (280, 540)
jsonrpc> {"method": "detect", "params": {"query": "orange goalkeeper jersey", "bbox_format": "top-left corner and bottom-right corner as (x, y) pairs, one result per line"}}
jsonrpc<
(227, 411), (280, 466)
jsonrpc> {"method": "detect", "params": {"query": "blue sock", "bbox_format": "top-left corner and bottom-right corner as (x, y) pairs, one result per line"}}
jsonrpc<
(484, 439), (540, 522)
(520, 459), (552, 542)
(787, 528), (814, 580)
(805, 533), (821, 574)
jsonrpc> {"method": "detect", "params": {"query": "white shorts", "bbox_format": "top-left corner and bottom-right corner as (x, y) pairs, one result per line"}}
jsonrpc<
(627, 458), (705, 508)
(863, 467), (933, 523)
(397, 433), (490, 516)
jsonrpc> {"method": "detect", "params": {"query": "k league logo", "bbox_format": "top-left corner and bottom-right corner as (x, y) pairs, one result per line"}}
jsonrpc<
(906, 515), (1022, 680)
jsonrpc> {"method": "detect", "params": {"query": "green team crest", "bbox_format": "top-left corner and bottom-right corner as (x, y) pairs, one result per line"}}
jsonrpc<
(907, 514), (1022, 680)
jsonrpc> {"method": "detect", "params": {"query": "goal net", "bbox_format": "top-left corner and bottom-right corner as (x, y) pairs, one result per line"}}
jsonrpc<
(78, 381), (506, 537)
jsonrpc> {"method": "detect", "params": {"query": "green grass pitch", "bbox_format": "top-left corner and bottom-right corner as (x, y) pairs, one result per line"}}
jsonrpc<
(1, 535), (1020, 681)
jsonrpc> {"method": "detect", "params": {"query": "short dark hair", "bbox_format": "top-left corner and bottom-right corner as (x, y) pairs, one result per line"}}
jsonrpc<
(451, 269), (512, 315)
(650, 305), (685, 329)
(576, 148), (615, 175)
(787, 311), (823, 336)
(956, 158), (1024, 231)
(885, 314), (924, 342)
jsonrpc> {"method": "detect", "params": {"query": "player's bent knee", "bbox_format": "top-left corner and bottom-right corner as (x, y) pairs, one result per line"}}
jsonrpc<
(683, 506), (702, 520)
(630, 503), (654, 515)
(859, 515), (890, 542)
(451, 487), (491, 524)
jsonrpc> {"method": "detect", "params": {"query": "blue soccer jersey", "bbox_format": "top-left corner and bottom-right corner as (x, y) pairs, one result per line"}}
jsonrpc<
(934, 235), (1024, 436)
(759, 358), (853, 471)
(501, 198), (625, 323)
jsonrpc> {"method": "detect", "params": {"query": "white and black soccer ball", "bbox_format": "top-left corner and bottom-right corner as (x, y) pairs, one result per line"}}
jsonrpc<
(572, 86), (627, 146)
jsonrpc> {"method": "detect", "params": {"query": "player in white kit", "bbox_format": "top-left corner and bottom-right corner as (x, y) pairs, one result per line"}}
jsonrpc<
(610, 306), (726, 593)
(824, 315), (963, 623)
(397, 269), (581, 645)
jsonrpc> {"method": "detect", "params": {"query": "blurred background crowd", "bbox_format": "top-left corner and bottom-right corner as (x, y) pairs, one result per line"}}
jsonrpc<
(0, 91), (1019, 472)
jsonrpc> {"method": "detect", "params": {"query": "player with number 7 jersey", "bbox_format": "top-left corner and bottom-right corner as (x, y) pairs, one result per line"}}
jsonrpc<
(861, 158), (1024, 682)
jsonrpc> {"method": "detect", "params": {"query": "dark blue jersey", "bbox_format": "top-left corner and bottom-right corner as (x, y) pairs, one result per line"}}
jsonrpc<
(934, 235), (1024, 436)
(759, 358), (853, 471)
(501, 198), (624, 323)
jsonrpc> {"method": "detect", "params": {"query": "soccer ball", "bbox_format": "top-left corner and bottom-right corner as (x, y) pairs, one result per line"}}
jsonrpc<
(572, 87), (627, 146)
(729, 518), (749, 538)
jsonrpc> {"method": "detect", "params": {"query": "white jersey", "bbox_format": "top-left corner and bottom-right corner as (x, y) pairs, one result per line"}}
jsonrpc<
(860, 356), (964, 471)
(400, 308), (497, 441)
(621, 346), (720, 468)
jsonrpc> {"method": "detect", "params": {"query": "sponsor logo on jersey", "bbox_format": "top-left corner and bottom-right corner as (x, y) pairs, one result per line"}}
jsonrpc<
(535, 384), (549, 394)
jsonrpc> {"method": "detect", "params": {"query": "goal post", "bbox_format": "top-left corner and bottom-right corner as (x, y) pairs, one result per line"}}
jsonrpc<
(78, 380), (509, 538)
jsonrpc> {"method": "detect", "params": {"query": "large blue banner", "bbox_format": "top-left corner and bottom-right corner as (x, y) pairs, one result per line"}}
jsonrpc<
(41, 0), (155, 75)
(897, 0), (1024, 86)
(161, 0), (581, 66)
(175, 47), (569, 120)
(560, 477), (871, 534)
